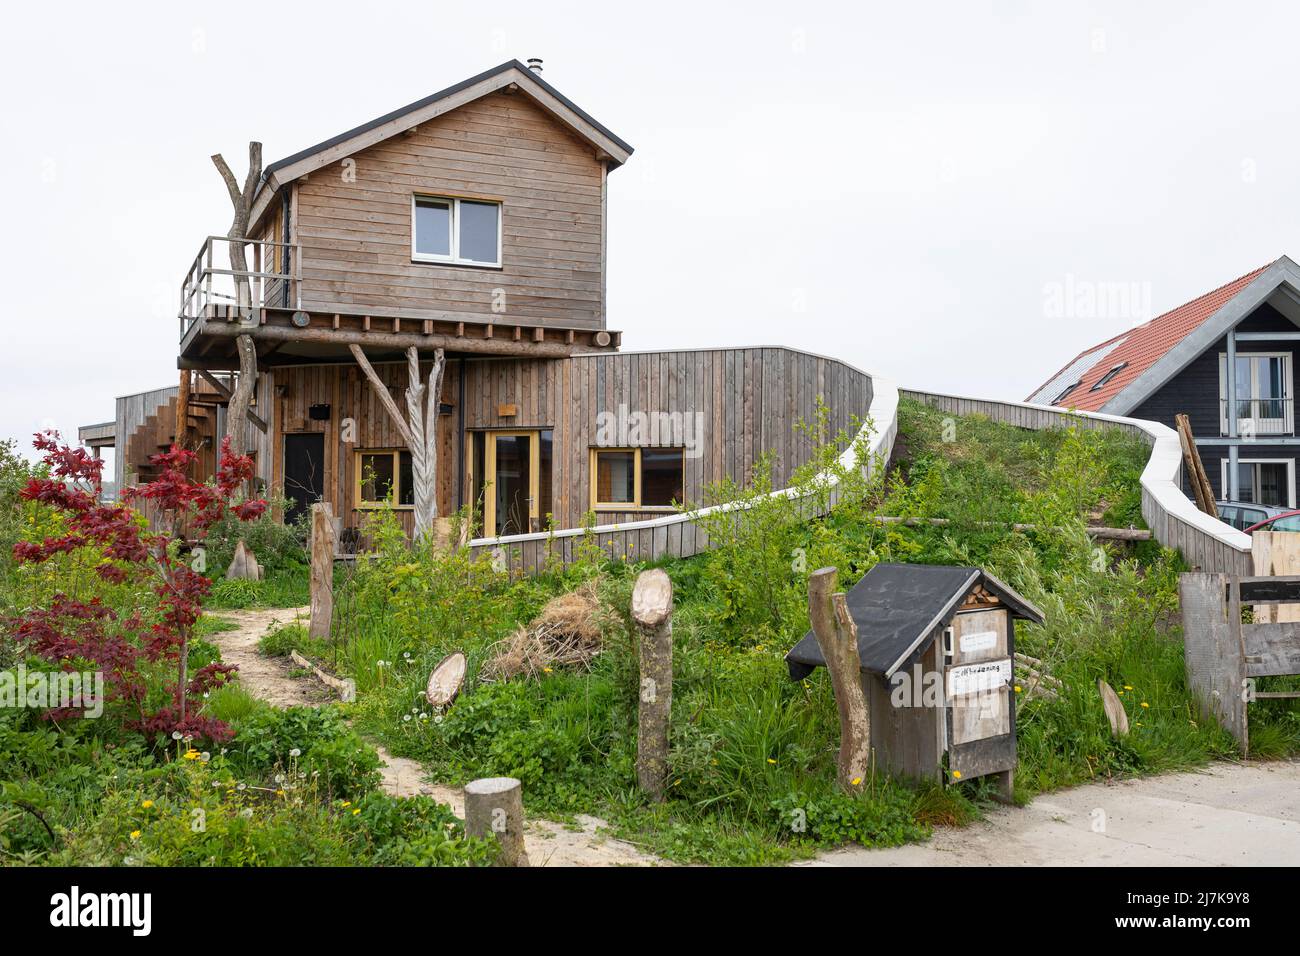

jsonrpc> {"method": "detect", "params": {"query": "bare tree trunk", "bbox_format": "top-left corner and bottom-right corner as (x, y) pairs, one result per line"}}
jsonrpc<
(309, 503), (335, 641)
(350, 344), (445, 542)
(632, 568), (673, 801)
(464, 777), (529, 866)
(175, 369), (191, 450)
(225, 334), (258, 455)
(211, 143), (262, 315)
(808, 567), (871, 792)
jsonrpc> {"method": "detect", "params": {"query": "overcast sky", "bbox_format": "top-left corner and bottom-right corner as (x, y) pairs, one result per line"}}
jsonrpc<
(3, 0), (1298, 465)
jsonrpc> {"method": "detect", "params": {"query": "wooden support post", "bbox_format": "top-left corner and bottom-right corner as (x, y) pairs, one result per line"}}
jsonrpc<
(808, 567), (871, 792)
(464, 777), (529, 867)
(1175, 413), (1218, 517)
(309, 502), (335, 641)
(175, 369), (191, 448)
(632, 568), (673, 801)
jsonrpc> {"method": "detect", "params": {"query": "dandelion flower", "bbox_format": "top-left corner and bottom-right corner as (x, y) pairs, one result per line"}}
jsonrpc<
(171, 731), (183, 741)
(352, 808), (361, 816)
(341, 801), (351, 808)
(952, 770), (962, 779)
(141, 800), (153, 809)
(183, 749), (201, 760)
(767, 758), (777, 765)
(1140, 701), (1150, 709)
(130, 830), (141, 840)
(850, 777), (862, 786)
(1123, 685), (1133, 691)
(1014, 685), (1022, 694)
(289, 748), (301, 758)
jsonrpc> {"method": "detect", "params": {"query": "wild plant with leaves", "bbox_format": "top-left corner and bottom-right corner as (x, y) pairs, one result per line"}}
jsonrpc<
(7, 432), (266, 742)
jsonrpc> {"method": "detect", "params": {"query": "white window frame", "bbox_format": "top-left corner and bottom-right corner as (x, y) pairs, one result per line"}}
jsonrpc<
(1220, 457), (1296, 509)
(1218, 351), (1293, 436)
(411, 194), (502, 267)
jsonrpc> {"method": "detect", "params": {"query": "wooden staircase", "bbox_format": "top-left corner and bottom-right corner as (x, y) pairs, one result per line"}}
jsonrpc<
(124, 386), (220, 486)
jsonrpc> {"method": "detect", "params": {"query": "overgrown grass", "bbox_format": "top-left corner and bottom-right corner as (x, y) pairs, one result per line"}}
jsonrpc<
(318, 398), (1294, 864)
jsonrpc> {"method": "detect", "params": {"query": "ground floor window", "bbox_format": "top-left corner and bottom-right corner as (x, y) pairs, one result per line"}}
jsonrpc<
(590, 447), (685, 511)
(356, 449), (413, 508)
(1220, 457), (1295, 508)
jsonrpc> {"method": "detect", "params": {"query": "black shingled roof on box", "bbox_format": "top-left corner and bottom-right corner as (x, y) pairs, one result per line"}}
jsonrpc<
(784, 563), (1044, 681)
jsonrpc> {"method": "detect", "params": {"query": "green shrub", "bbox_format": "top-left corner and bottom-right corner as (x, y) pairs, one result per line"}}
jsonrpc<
(226, 706), (382, 800)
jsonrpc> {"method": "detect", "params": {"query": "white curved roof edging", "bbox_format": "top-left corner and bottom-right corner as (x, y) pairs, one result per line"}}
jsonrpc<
(468, 375), (900, 549)
(909, 391), (1250, 554)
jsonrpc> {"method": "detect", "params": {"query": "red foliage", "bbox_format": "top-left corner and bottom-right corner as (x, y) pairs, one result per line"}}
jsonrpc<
(8, 432), (265, 744)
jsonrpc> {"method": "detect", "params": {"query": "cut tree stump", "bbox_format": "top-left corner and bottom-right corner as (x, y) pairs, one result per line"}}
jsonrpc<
(808, 567), (871, 792)
(426, 652), (467, 708)
(309, 502), (335, 641)
(464, 777), (529, 866)
(632, 568), (673, 802)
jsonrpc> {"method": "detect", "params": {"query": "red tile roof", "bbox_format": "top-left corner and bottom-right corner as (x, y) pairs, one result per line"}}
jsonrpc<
(1027, 261), (1277, 411)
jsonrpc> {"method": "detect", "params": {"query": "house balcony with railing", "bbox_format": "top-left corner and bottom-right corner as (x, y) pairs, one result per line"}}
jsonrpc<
(177, 234), (620, 370)
(1219, 397), (1295, 438)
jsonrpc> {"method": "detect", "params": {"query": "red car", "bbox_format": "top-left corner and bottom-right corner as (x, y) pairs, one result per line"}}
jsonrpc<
(1243, 510), (1300, 534)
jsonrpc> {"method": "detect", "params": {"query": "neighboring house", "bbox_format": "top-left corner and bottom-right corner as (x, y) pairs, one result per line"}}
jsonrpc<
(1028, 256), (1300, 510)
(81, 60), (872, 543)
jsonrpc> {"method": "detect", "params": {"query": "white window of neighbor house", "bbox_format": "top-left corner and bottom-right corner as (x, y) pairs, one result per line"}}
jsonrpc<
(1221, 458), (1295, 508)
(412, 195), (501, 267)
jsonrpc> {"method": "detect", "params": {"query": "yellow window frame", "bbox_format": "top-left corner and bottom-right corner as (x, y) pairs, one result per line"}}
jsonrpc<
(354, 448), (412, 510)
(589, 447), (684, 512)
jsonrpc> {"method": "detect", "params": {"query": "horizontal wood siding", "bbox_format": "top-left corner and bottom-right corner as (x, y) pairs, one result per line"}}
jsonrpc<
(294, 91), (605, 328)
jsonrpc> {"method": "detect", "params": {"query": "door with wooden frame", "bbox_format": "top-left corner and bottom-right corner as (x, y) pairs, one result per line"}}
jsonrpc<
(468, 430), (541, 537)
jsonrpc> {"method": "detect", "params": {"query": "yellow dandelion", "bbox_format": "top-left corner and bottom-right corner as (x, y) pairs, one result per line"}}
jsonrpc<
(1123, 685), (1133, 691)
(275, 789), (286, 797)
(141, 800), (154, 809)
(1014, 685), (1022, 694)
(1140, 701), (1150, 709)
(129, 830), (141, 840)
(850, 777), (862, 786)
(352, 808), (361, 815)
(542, 667), (553, 674)
(341, 801), (351, 807)
(952, 770), (962, 779)
(183, 749), (200, 760)
(767, 758), (777, 765)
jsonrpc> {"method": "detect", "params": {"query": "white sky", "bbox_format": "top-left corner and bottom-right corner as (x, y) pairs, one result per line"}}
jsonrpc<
(3, 0), (1298, 460)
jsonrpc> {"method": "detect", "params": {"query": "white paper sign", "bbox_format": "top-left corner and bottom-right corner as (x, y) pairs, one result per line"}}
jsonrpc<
(946, 658), (1012, 697)
(959, 630), (998, 654)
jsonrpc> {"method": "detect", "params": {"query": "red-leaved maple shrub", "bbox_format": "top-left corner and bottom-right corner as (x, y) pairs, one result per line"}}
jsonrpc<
(10, 432), (266, 743)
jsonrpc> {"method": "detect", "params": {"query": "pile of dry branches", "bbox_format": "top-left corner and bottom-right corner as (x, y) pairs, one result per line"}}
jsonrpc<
(481, 580), (612, 681)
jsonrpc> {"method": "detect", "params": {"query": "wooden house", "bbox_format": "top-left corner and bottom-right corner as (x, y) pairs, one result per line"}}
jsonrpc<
(1029, 257), (1300, 525)
(81, 60), (874, 552)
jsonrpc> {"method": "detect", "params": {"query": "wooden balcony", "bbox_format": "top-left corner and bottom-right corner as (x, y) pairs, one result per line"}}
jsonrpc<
(178, 236), (619, 370)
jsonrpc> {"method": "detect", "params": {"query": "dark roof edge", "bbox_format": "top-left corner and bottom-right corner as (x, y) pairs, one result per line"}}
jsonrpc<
(263, 60), (634, 180)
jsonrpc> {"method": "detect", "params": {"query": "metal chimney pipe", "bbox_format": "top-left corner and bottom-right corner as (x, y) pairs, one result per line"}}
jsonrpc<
(526, 57), (543, 73)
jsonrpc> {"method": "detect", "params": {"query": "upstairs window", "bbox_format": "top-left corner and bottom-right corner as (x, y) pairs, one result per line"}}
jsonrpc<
(1050, 381), (1081, 406)
(412, 196), (501, 267)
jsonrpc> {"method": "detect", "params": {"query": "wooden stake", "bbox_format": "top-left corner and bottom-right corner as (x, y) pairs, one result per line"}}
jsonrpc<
(464, 777), (529, 867)
(309, 502), (335, 641)
(1175, 414), (1218, 517)
(808, 567), (871, 792)
(175, 369), (191, 449)
(632, 568), (673, 802)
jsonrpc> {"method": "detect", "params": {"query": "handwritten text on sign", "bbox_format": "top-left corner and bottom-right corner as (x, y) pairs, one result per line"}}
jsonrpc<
(946, 658), (1012, 697)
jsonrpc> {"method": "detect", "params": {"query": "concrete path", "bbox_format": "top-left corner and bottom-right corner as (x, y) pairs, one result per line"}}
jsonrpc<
(810, 760), (1300, 866)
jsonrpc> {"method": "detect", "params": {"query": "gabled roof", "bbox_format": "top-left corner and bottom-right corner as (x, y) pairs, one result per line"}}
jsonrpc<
(784, 563), (1044, 682)
(249, 60), (633, 227)
(1027, 257), (1300, 414)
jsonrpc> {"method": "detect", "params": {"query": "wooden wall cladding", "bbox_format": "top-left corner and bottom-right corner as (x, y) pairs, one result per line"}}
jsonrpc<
(294, 91), (605, 328)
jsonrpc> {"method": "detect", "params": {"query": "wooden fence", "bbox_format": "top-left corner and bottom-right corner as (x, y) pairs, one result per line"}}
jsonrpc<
(465, 360), (898, 577)
(900, 389), (1253, 575)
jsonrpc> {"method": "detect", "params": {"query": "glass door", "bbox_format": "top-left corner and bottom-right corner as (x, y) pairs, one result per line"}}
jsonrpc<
(469, 431), (540, 537)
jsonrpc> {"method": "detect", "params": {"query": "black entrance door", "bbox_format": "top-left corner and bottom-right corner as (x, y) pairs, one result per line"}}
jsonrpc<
(283, 434), (325, 526)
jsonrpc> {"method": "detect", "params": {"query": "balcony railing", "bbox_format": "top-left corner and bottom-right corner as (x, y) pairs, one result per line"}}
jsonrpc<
(1220, 397), (1294, 436)
(179, 235), (301, 338)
